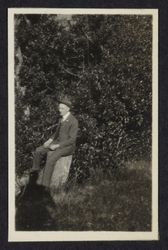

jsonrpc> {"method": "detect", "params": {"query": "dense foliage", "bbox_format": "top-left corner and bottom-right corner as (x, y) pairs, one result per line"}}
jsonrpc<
(15, 14), (152, 180)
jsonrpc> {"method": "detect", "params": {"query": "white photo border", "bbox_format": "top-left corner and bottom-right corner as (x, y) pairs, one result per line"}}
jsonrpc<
(8, 8), (158, 242)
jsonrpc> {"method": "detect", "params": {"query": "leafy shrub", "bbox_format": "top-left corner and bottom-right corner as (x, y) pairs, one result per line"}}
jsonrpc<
(15, 14), (152, 179)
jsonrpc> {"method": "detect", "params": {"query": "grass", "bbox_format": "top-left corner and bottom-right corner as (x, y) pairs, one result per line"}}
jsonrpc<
(47, 160), (151, 231)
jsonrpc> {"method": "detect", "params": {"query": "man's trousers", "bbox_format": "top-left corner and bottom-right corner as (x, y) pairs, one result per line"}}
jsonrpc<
(32, 145), (73, 187)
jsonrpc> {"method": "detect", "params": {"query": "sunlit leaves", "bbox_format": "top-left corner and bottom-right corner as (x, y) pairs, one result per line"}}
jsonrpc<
(15, 14), (152, 178)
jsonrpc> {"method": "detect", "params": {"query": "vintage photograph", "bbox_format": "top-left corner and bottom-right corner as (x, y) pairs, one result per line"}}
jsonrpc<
(8, 8), (158, 241)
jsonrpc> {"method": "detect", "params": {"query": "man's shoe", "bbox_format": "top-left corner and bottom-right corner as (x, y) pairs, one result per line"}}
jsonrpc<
(29, 170), (39, 184)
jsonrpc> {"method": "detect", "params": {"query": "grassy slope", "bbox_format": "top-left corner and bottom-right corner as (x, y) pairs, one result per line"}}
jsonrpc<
(49, 161), (151, 231)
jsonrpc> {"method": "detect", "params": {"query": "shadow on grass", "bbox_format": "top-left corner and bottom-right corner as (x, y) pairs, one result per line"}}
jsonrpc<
(16, 160), (151, 231)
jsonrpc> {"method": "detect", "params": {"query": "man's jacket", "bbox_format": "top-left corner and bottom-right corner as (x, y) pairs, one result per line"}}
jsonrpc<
(50, 113), (78, 153)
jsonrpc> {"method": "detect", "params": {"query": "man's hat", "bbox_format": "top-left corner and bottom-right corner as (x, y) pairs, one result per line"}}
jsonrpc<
(57, 96), (72, 109)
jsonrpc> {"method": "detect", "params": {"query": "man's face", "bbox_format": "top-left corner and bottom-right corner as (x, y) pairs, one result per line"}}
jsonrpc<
(58, 103), (70, 116)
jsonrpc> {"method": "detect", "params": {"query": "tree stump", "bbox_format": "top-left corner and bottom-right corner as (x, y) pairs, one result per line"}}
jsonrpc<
(37, 155), (72, 189)
(50, 155), (72, 189)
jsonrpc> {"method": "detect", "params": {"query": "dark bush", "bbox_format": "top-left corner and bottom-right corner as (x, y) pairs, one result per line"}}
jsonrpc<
(15, 14), (152, 179)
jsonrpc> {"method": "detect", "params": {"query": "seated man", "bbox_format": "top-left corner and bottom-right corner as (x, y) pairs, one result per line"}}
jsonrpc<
(31, 97), (78, 188)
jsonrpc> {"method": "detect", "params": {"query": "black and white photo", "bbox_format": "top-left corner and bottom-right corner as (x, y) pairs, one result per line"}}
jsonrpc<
(8, 8), (158, 241)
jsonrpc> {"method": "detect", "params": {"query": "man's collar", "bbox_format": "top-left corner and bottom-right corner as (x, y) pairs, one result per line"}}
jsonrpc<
(62, 112), (70, 122)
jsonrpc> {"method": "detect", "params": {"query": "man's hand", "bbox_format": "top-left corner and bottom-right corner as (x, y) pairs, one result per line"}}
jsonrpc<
(49, 144), (60, 151)
(43, 138), (53, 148)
